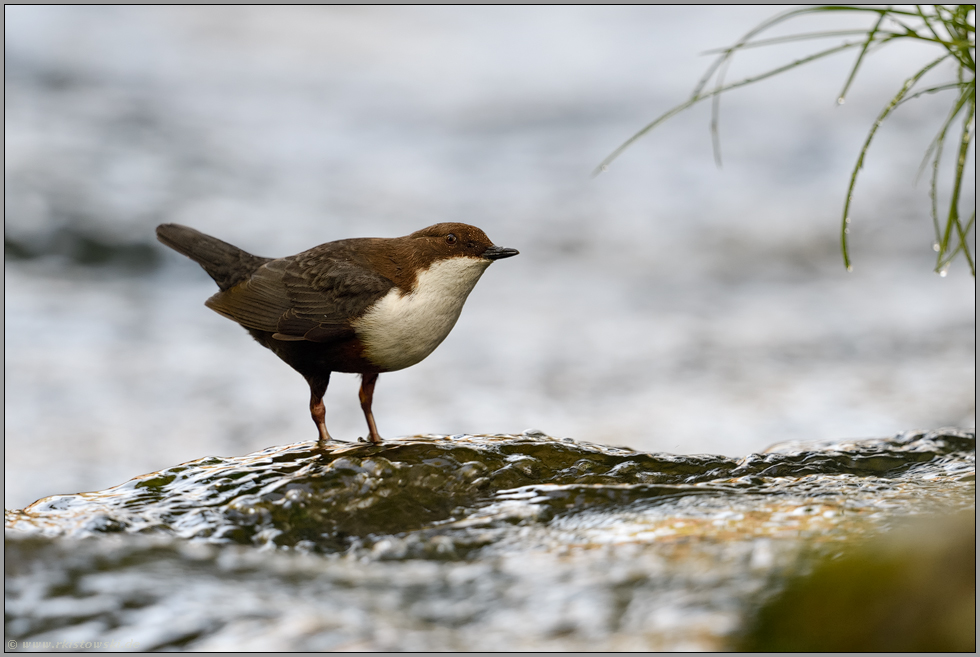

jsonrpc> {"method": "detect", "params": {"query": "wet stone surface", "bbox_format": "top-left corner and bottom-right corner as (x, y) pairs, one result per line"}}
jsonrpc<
(5, 428), (975, 650)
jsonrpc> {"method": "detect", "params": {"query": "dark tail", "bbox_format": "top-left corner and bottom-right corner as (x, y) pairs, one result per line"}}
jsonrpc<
(156, 223), (271, 291)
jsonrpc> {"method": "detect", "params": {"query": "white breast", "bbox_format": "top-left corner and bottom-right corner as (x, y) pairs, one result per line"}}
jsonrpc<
(352, 256), (492, 371)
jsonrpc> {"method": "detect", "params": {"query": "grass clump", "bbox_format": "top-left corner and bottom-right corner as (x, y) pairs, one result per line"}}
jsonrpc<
(597, 6), (975, 277)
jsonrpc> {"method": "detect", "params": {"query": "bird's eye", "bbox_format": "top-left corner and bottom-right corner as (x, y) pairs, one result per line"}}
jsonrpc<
(446, 234), (458, 245)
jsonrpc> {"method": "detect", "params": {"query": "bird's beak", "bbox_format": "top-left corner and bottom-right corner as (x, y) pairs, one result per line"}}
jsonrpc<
(482, 245), (520, 260)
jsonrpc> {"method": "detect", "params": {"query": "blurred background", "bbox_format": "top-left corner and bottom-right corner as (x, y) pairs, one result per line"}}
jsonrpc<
(5, 6), (975, 509)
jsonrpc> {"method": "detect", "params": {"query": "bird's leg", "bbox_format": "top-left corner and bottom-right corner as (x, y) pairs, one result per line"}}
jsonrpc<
(308, 374), (332, 446)
(359, 372), (382, 444)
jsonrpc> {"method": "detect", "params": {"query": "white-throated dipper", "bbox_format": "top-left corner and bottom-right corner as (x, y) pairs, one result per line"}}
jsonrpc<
(156, 222), (518, 445)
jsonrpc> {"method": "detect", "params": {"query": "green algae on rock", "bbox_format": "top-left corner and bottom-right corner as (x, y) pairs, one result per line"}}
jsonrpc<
(738, 511), (976, 652)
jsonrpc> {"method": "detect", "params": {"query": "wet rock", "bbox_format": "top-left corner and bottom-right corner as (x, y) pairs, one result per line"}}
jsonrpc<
(6, 434), (738, 551)
(738, 511), (976, 652)
(4, 428), (974, 650)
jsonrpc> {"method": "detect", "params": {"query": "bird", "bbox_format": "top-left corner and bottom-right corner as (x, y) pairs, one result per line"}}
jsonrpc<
(156, 222), (518, 445)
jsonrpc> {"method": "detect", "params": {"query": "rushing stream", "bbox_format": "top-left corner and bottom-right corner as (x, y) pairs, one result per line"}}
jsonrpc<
(6, 427), (974, 650)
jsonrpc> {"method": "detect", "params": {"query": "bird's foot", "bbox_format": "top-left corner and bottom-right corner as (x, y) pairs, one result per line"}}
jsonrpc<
(317, 435), (349, 448)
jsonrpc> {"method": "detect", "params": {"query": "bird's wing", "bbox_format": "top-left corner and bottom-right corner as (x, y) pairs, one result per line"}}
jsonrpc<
(204, 259), (293, 333)
(205, 244), (395, 344)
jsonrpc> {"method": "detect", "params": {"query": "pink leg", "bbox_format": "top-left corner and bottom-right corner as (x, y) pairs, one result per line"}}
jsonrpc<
(359, 373), (382, 444)
(309, 376), (332, 445)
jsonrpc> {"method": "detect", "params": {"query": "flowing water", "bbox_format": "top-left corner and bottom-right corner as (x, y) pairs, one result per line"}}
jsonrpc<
(6, 428), (974, 650)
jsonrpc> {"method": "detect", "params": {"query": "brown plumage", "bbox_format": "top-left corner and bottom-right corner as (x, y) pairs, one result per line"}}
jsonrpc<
(156, 222), (518, 444)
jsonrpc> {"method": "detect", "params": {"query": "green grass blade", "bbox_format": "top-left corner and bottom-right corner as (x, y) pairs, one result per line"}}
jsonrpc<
(899, 82), (964, 108)
(701, 30), (875, 54)
(595, 41), (859, 175)
(686, 6), (894, 100)
(838, 14), (887, 103)
(841, 55), (949, 270)
(938, 96), (976, 275)
(922, 82), (973, 261)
